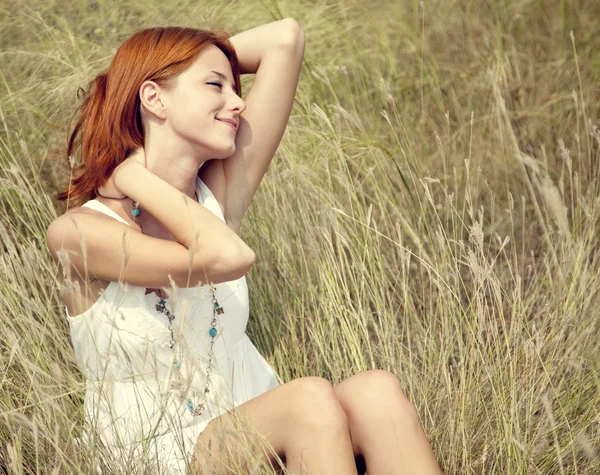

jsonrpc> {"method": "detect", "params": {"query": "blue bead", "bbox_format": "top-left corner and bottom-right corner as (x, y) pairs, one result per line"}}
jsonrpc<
(209, 328), (217, 337)
(131, 208), (140, 217)
(174, 361), (180, 369)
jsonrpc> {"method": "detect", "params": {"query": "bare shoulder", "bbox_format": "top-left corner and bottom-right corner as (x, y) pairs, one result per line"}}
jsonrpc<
(46, 206), (121, 316)
(46, 203), (132, 261)
(50, 199), (132, 230)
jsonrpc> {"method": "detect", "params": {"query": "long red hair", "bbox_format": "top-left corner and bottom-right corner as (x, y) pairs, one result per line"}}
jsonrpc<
(57, 27), (241, 207)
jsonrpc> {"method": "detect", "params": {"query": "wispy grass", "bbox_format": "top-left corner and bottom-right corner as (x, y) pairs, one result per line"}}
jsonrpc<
(1, 0), (599, 473)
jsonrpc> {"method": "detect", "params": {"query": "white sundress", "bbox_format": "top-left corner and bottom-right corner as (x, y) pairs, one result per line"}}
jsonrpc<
(66, 175), (281, 473)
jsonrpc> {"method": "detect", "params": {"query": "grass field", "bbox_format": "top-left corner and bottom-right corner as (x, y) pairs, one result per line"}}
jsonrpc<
(1, 0), (599, 473)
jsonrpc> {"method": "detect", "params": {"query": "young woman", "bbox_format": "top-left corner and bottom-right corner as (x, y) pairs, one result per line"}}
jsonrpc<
(46, 19), (442, 474)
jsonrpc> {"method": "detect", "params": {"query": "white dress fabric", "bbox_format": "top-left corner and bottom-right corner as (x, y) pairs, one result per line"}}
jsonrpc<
(66, 175), (281, 473)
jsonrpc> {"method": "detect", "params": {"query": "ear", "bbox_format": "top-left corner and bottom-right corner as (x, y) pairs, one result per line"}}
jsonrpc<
(139, 80), (167, 120)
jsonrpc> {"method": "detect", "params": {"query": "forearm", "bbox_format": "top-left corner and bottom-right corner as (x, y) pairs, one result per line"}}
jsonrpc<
(115, 163), (254, 258)
(229, 18), (304, 75)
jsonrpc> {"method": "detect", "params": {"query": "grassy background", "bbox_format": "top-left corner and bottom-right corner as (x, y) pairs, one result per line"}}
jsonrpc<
(1, 0), (600, 473)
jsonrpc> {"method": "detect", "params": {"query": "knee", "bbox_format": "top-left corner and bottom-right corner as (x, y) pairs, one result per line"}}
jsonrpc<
(336, 370), (421, 427)
(287, 376), (349, 430)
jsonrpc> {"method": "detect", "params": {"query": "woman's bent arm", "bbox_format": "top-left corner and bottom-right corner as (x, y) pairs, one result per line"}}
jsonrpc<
(217, 19), (305, 228)
(114, 161), (251, 256)
(47, 161), (255, 289)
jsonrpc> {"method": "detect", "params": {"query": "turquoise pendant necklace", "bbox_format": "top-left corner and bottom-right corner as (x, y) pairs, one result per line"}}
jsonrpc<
(131, 193), (223, 416)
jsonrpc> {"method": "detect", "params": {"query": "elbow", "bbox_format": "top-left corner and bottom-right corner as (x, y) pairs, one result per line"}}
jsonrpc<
(192, 245), (256, 285)
(279, 18), (305, 51)
(222, 247), (255, 282)
(239, 248), (257, 277)
(222, 245), (257, 281)
(246, 247), (257, 266)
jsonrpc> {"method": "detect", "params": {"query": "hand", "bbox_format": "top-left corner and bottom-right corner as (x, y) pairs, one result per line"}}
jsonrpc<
(97, 148), (146, 199)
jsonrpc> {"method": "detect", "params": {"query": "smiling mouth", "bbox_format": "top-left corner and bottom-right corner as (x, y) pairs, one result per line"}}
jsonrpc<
(217, 119), (237, 131)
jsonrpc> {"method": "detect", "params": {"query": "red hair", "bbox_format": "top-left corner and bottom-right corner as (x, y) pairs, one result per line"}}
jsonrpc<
(57, 27), (241, 207)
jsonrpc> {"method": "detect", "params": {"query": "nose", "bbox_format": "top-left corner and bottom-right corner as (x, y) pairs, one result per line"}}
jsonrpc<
(227, 91), (246, 115)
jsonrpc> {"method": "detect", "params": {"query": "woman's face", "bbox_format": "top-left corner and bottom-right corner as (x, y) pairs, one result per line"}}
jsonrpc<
(161, 44), (245, 159)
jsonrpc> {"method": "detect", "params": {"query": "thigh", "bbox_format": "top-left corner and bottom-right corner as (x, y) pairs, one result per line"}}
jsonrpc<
(191, 376), (347, 474)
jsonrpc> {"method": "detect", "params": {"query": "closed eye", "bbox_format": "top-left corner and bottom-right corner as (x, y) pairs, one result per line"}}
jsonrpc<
(207, 81), (223, 89)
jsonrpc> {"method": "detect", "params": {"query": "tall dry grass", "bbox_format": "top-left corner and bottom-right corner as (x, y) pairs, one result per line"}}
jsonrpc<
(1, 0), (599, 473)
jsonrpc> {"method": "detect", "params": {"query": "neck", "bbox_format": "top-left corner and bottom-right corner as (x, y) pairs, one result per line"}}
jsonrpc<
(143, 131), (213, 200)
(145, 160), (201, 201)
(133, 189), (198, 235)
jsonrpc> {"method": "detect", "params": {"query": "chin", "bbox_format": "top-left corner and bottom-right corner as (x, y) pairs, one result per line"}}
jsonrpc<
(217, 144), (236, 159)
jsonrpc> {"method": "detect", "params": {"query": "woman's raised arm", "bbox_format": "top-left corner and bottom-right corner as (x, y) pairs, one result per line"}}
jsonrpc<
(210, 19), (305, 233)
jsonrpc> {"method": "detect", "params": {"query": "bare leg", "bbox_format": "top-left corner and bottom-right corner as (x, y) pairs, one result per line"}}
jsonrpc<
(334, 370), (442, 475)
(192, 377), (359, 475)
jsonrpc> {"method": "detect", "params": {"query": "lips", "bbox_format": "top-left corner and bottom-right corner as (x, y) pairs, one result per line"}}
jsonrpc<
(216, 118), (237, 131)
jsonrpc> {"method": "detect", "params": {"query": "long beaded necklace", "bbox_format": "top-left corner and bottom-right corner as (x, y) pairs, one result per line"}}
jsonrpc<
(130, 193), (224, 417)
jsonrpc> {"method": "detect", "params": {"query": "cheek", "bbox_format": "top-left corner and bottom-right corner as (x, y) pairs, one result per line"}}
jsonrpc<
(172, 86), (206, 111)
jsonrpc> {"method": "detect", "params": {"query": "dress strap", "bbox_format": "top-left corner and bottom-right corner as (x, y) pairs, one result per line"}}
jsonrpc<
(196, 175), (226, 223)
(80, 200), (131, 226)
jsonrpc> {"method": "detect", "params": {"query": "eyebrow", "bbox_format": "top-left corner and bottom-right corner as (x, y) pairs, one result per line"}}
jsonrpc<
(209, 70), (234, 85)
